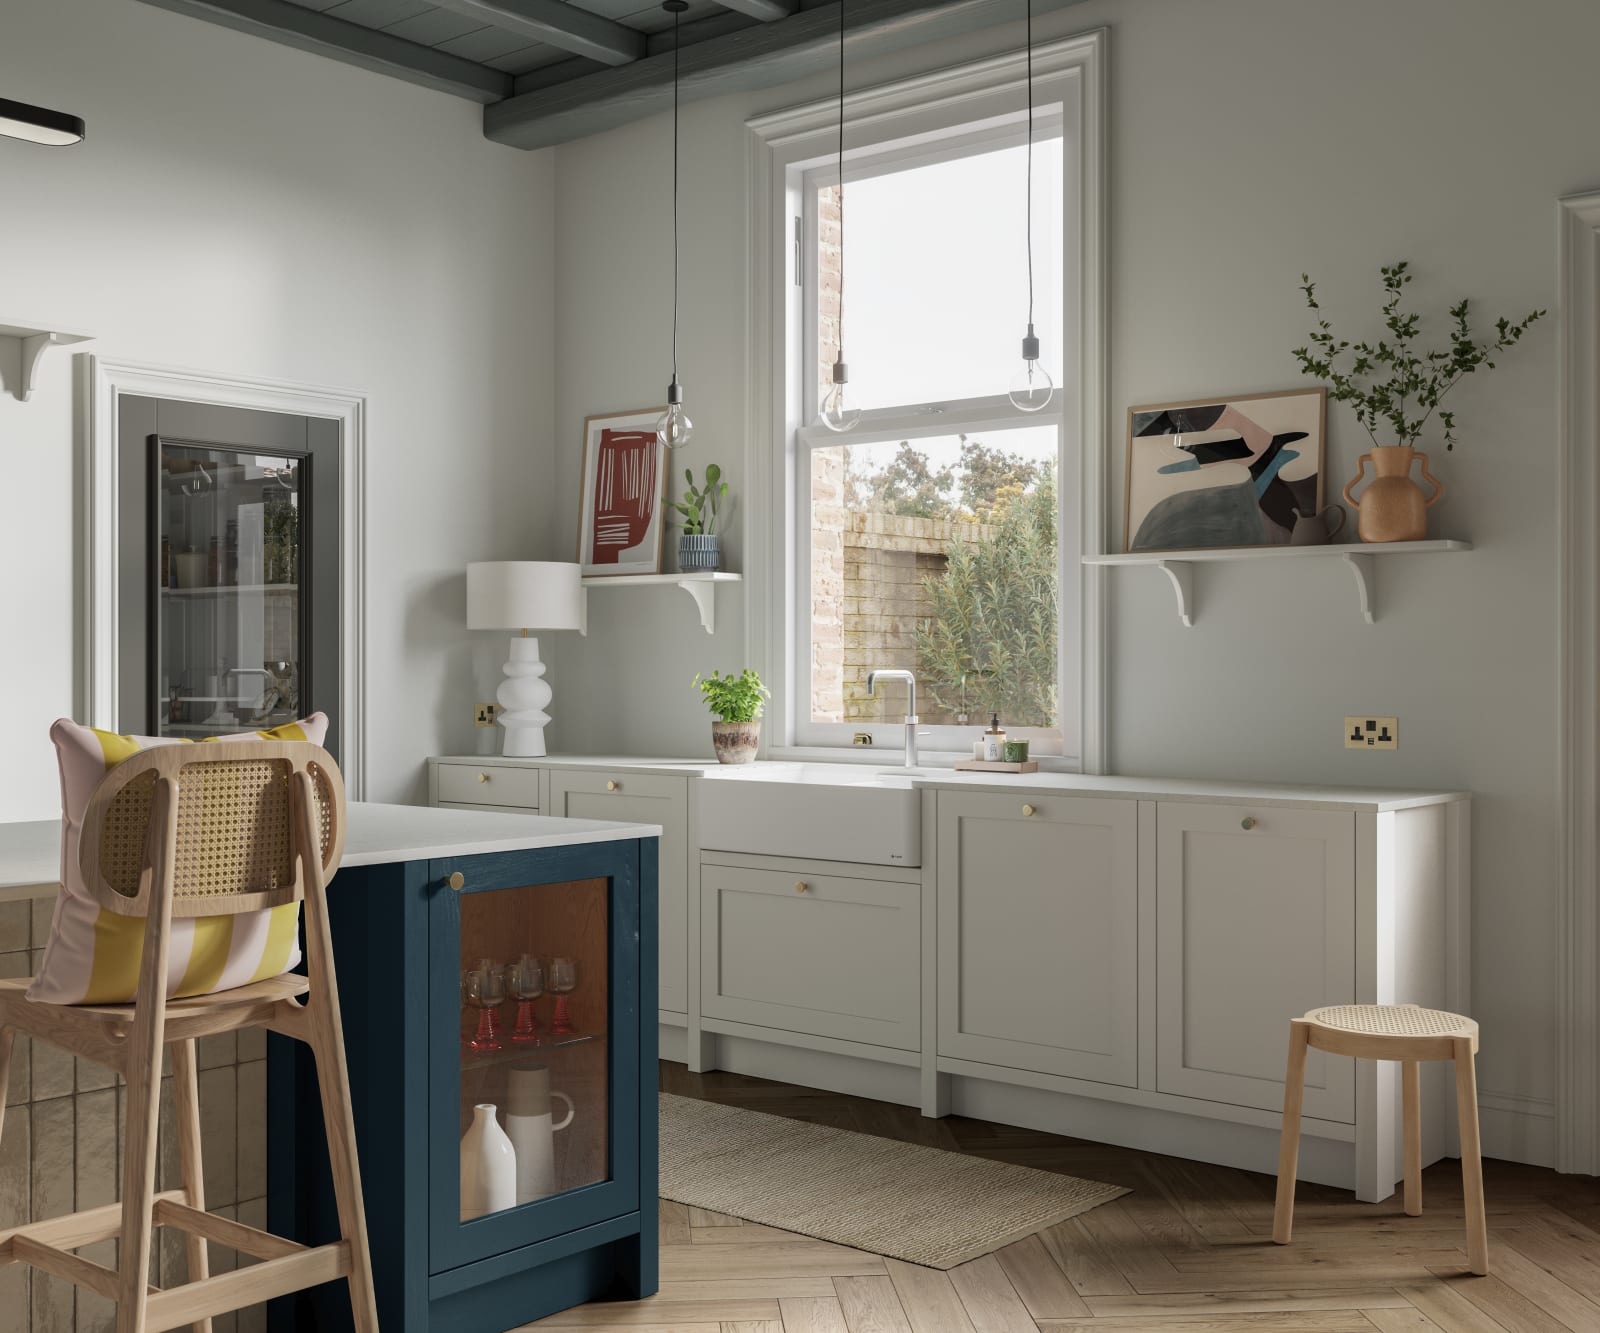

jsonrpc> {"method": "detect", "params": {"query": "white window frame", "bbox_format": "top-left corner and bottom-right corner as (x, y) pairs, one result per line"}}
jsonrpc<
(743, 29), (1108, 769)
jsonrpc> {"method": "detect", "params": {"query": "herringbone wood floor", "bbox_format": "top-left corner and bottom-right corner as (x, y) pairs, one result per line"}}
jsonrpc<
(524, 1062), (1600, 1333)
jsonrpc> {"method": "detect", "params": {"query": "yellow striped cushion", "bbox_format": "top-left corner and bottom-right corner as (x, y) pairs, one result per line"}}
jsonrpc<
(29, 714), (328, 1006)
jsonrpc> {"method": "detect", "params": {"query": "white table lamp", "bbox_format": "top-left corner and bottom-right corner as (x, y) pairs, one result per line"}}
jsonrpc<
(467, 562), (583, 757)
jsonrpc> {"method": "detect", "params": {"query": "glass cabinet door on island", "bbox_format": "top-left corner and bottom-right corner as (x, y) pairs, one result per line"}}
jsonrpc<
(430, 864), (641, 1273)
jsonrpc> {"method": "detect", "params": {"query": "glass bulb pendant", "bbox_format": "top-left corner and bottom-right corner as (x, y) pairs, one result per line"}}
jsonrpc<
(656, 378), (693, 450)
(1009, 324), (1054, 413)
(818, 355), (861, 433)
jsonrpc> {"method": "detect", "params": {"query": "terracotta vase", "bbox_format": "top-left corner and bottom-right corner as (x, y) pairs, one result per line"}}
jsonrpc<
(711, 720), (760, 765)
(1342, 445), (1443, 543)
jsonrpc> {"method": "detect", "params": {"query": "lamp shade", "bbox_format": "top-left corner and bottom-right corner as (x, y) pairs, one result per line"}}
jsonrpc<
(0, 97), (85, 146)
(467, 562), (583, 631)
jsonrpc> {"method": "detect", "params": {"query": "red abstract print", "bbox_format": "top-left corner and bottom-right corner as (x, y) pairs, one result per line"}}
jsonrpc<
(589, 428), (659, 565)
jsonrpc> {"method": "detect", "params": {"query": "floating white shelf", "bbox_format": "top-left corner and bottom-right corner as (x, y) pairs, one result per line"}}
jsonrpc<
(0, 319), (94, 402)
(1083, 540), (1471, 627)
(579, 571), (741, 636)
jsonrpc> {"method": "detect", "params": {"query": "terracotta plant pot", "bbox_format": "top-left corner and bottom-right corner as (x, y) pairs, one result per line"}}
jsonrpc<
(711, 720), (760, 765)
(1342, 445), (1443, 543)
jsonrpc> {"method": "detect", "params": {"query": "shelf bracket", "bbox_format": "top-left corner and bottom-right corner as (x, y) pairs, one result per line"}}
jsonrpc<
(1343, 552), (1376, 624)
(0, 326), (94, 402)
(1157, 560), (1195, 628)
(681, 579), (717, 634)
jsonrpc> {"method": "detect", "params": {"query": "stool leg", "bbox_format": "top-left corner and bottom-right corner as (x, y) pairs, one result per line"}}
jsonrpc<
(172, 1039), (214, 1333)
(1453, 1037), (1488, 1275)
(0, 1027), (13, 1151)
(1273, 1020), (1310, 1245)
(1402, 1059), (1422, 1217)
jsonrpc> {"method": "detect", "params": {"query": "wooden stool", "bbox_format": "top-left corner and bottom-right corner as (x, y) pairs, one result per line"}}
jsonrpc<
(0, 739), (378, 1333)
(1272, 1002), (1487, 1276)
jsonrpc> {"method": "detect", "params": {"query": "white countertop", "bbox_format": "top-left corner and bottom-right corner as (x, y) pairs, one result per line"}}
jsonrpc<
(431, 754), (1467, 812)
(0, 802), (662, 903)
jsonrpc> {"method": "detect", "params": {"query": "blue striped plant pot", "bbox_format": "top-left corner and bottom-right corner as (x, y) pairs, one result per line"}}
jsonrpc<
(678, 534), (721, 572)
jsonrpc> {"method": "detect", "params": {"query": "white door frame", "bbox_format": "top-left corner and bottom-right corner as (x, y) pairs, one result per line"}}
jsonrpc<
(78, 356), (368, 798)
(1556, 190), (1600, 1176)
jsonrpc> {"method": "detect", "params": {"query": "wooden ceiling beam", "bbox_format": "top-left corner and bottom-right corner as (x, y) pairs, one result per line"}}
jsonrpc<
(486, 0), (1086, 150)
(132, 0), (513, 103)
(430, 0), (647, 68)
(711, 0), (799, 20)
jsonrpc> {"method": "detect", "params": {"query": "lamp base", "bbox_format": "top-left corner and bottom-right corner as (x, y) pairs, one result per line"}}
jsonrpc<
(497, 635), (552, 758)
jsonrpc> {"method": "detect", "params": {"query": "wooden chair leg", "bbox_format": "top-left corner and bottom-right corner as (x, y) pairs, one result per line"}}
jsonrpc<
(0, 1027), (13, 1151)
(117, 979), (169, 1332)
(1453, 1037), (1488, 1275)
(172, 1039), (214, 1333)
(1273, 1019), (1310, 1245)
(1402, 1059), (1422, 1217)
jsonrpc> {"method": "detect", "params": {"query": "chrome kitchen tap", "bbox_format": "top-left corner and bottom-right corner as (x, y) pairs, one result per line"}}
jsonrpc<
(866, 668), (925, 768)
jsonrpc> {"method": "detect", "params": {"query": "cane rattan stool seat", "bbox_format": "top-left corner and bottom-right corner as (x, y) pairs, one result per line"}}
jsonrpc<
(1305, 1003), (1476, 1041)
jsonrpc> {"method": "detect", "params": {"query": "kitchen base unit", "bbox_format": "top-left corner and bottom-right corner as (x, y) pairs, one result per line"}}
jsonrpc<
(269, 829), (659, 1333)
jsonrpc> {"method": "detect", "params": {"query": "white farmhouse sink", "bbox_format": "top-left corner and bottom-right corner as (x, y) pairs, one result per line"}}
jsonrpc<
(697, 763), (923, 867)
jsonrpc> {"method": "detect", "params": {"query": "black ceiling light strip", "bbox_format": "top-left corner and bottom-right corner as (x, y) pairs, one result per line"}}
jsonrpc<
(0, 96), (85, 147)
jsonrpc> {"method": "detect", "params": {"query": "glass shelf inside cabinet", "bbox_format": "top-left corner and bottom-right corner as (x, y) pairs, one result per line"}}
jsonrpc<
(457, 878), (610, 1219)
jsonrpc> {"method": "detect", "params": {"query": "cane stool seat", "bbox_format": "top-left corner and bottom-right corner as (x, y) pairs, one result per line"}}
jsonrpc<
(1273, 1001), (1488, 1277)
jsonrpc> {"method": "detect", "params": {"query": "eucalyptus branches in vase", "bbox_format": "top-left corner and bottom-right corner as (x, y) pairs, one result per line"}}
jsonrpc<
(673, 464), (728, 572)
(1292, 262), (1543, 542)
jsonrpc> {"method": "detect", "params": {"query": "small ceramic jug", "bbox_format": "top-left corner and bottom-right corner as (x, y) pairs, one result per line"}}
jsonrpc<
(505, 1065), (575, 1205)
(460, 1103), (517, 1221)
(1289, 505), (1347, 546)
(1343, 445), (1442, 543)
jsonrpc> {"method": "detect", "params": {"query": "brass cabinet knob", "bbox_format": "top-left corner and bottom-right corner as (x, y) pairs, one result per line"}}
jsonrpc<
(477, 772), (491, 783)
(606, 779), (620, 792)
(1022, 803), (1037, 818)
(1241, 816), (1257, 831)
(795, 881), (809, 893)
(446, 871), (465, 891)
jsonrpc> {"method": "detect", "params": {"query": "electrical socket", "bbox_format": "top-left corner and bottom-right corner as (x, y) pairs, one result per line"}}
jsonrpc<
(474, 703), (500, 728)
(1345, 716), (1398, 750)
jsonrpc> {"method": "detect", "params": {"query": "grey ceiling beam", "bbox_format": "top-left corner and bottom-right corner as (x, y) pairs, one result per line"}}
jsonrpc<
(712, 0), (799, 20)
(486, 0), (1085, 150)
(132, 0), (513, 103)
(430, 0), (647, 67)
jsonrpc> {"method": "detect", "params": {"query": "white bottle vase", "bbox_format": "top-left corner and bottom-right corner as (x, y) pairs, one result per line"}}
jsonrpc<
(460, 1103), (517, 1221)
(505, 1065), (575, 1205)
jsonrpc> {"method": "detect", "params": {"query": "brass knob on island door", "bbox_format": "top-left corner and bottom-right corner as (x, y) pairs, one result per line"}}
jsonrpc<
(606, 780), (620, 792)
(446, 871), (465, 891)
(1241, 816), (1257, 831)
(1022, 804), (1037, 818)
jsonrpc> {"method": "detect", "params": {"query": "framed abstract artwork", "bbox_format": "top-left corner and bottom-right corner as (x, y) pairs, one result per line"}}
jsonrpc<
(1123, 388), (1328, 552)
(577, 408), (667, 577)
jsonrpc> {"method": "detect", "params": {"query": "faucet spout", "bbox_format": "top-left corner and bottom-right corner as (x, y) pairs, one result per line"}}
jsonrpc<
(865, 668), (920, 768)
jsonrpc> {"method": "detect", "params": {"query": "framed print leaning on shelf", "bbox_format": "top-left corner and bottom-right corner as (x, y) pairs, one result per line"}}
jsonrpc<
(577, 408), (667, 576)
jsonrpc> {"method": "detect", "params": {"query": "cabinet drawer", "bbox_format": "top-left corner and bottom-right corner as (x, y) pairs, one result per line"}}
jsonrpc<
(436, 762), (541, 810)
(701, 863), (920, 1052)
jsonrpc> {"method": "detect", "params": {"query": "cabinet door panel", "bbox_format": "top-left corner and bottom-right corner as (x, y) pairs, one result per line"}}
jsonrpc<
(1156, 803), (1355, 1120)
(701, 864), (920, 1050)
(549, 770), (689, 1017)
(938, 793), (1138, 1086)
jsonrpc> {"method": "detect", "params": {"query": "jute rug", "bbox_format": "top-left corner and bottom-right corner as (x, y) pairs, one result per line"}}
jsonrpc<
(659, 1092), (1128, 1269)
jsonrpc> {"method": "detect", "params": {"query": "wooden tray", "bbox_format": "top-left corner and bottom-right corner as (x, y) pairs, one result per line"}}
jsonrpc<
(953, 759), (1040, 774)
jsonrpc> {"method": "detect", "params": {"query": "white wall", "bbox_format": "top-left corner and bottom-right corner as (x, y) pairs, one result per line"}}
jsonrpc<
(548, 0), (1600, 1159)
(0, 0), (557, 812)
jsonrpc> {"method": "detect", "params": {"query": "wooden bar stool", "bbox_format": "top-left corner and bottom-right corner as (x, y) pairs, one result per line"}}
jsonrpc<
(0, 739), (378, 1333)
(1272, 1003), (1487, 1275)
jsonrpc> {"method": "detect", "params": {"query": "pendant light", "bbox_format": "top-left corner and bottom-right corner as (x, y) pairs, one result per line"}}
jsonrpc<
(0, 97), (85, 147)
(656, 0), (693, 450)
(817, 0), (860, 433)
(1007, 0), (1054, 414)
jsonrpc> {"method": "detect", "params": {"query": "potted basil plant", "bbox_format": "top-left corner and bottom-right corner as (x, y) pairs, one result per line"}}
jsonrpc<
(672, 464), (728, 572)
(693, 668), (769, 764)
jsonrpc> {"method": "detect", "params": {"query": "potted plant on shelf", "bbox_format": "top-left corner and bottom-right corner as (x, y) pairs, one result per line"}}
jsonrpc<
(672, 464), (728, 572)
(694, 667), (768, 764)
(1292, 261), (1543, 542)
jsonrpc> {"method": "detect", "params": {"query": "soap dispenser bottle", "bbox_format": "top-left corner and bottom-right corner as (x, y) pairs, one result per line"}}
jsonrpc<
(982, 712), (1007, 762)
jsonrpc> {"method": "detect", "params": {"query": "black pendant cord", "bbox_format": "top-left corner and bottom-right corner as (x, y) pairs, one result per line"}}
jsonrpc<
(836, 0), (847, 369)
(671, 2), (682, 383)
(1025, 0), (1034, 334)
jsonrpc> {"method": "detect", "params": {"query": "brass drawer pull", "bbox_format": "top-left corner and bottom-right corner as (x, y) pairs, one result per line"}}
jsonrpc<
(446, 871), (465, 891)
(795, 881), (809, 893)
(1022, 803), (1037, 817)
(606, 780), (620, 792)
(1241, 816), (1257, 831)
(477, 772), (491, 783)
